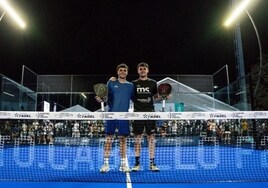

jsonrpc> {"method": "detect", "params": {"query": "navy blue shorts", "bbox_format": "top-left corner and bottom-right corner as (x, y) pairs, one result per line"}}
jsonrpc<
(105, 120), (130, 136)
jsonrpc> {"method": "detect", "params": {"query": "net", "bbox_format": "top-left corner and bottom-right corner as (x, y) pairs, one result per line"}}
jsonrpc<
(0, 111), (268, 183)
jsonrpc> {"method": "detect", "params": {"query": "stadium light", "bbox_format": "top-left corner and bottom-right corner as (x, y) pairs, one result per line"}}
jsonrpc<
(0, 0), (26, 29)
(224, 0), (253, 27)
(224, 0), (262, 97)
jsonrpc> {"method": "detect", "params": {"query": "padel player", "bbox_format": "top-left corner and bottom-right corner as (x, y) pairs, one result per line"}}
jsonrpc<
(131, 62), (171, 172)
(96, 63), (134, 173)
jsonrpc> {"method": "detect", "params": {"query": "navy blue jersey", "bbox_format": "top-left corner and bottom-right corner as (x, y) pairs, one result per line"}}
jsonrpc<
(107, 80), (134, 112)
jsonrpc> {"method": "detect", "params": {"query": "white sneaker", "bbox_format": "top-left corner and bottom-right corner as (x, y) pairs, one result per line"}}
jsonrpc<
(119, 165), (130, 173)
(131, 164), (141, 172)
(100, 164), (110, 173)
(150, 164), (160, 172)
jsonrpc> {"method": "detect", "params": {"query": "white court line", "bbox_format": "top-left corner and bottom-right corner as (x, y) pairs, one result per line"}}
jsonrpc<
(125, 154), (132, 188)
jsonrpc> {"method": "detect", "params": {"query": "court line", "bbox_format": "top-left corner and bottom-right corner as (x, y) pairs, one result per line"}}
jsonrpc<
(126, 154), (132, 188)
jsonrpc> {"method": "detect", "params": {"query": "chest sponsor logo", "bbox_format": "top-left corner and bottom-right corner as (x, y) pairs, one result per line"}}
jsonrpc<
(137, 87), (150, 93)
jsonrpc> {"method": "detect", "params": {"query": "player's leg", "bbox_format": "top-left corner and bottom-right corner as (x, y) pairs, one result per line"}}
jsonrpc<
(117, 120), (130, 172)
(131, 120), (145, 172)
(146, 120), (160, 172)
(100, 120), (116, 173)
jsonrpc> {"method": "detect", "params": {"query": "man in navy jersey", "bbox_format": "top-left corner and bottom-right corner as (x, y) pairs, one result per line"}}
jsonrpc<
(96, 63), (134, 173)
(131, 62), (162, 172)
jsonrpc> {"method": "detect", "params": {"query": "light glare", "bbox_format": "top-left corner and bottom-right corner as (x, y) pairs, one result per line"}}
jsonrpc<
(224, 0), (253, 27)
(0, 0), (26, 28)
(81, 93), (87, 99)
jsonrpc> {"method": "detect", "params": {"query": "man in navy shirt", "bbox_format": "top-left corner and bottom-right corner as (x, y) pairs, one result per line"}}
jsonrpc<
(96, 63), (134, 173)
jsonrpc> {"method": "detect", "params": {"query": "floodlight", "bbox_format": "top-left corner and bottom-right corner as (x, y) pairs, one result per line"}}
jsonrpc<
(224, 0), (253, 27)
(0, 0), (26, 29)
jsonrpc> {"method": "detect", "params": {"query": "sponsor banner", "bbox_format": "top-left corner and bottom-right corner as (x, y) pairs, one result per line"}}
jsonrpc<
(0, 111), (268, 120)
(8, 112), (33, 119)
(141, 112), (170, 120)
(49, 112), (103, 120)
(0, 111), (11, 118)
(248, 111), (268, 119)
(184, 112), (207, 120)
(100, 112), (170, 120)
(76, 113), (102, 120)
(208, 112), (230, 119)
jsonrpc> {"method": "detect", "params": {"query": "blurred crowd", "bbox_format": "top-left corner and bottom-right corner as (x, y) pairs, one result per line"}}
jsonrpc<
(1, 119), (268, 146)
(0, 120), (105, 144)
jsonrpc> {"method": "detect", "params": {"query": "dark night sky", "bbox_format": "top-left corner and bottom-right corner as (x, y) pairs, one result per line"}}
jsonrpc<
(0, 0), (267, 83)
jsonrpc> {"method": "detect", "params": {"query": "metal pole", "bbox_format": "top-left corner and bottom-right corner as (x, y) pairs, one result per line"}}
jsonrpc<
(212, 64), (228, 76)
(232, 0), (248, 110)
(70, 75), (73, 107)
(213, 64), (230, 105)
(19, 65), (25, 111)
(246, 10), (263, 97)
(226, 65), (231, 105)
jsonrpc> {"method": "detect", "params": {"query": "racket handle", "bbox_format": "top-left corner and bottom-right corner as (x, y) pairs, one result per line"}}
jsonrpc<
(162, 99), (166, 112)
(101, 102), (105, 112)
(128, 100), (134, 112)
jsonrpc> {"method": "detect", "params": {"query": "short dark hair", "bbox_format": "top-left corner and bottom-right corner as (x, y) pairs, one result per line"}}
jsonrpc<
(116, 63), (129, 71)
(137, 62), (149, 69)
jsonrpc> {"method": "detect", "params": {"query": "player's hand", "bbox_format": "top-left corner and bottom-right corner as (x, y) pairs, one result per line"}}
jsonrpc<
(109, 77), (117, 81)
(166, 94), (172, 100)
(155, 94), (172, 100)
(95, 96), (103, 103)
(154, 94), (162, 101)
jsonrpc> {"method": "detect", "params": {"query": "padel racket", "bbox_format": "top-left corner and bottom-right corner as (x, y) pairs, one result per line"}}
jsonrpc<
(94, 83), (108, 112)
(157, 83), (172, 112)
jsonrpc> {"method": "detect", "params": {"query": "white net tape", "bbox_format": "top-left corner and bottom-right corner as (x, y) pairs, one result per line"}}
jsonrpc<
(0, 111), (267, 120)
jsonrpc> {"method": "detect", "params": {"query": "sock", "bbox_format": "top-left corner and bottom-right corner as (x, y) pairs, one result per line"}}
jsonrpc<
(150, 158), (154, 166)
(121, 158), (126, 166)
(135, 156), (140, 165)
(104, 157), (109, 165)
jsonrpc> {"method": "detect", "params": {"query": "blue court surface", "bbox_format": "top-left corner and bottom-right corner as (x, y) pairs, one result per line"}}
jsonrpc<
(1, 137), (268, 187)
(0, 182), (268, 188)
